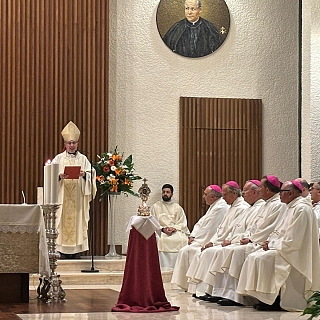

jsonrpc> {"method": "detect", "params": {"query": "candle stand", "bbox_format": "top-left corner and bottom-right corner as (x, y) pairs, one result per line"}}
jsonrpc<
(105, 193), (121, 259)
(38, 204), (66, 303)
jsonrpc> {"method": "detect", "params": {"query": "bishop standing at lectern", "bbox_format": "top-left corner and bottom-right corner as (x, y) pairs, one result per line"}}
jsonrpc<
(52, 121), (97, 259)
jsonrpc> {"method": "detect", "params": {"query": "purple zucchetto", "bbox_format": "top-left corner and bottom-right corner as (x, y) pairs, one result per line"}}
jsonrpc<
(250, 179), (261, 187)
(291, 179), (303, 192)
(210, 184), (222, 194)
(225, 181), (240, 189)
(266, 175), (281, 188)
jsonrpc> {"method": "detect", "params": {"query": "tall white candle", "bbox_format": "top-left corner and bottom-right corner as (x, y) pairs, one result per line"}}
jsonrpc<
(44, 161), (51, 204)
(50, 163), (59, 204)
(37, 187), (44, 205)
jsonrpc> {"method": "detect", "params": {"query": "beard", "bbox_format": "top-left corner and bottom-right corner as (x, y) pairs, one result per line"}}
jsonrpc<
(162, 195), (171, 202)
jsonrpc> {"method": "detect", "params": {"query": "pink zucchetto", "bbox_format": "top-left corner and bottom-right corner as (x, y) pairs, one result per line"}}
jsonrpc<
(210, 185), (222, 195)
(291, 179), (303, 192)
(225, 181), (240, 189)
(250, 179), (261, 187)
(266, 175), (281, 188)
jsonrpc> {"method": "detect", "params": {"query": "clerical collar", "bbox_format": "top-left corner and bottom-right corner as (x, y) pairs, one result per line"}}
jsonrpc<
(67, 151), (78, 156)
(186, 17), (201, 26)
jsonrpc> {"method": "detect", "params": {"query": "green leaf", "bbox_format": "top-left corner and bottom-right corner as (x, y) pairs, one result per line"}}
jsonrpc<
(308, 292), (320, 303)
(99, 189), (111, 201)
(123, 155), (133, 167)
(94, 147), (142, 200)
(302, 307), (316, 315)
(302, 291), (320, 320)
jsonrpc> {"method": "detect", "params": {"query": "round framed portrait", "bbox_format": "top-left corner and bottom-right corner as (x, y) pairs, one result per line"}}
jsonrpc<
(156, 0), (230, 58)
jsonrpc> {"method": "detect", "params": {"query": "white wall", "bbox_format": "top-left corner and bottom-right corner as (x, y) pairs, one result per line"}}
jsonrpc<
(108, 0), (300, 252)
(302, 0), (320, 181)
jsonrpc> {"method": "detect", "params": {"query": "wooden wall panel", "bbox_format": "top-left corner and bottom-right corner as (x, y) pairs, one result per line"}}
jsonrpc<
(180, 97), (262, 230)
(0, 0), (109, 255)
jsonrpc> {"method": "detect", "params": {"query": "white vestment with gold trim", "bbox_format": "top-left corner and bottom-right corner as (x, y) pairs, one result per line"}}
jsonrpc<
(53, 151), (96, 254)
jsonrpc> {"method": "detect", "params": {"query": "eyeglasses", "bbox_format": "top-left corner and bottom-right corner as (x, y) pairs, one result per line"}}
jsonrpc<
(279, 189), (291, 192)
(65, 141), (78, 145)
(309, 187), (319, 191)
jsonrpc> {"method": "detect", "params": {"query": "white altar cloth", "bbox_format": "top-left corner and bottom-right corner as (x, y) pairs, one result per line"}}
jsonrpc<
(126, 216), (161, 240)
(0, 204), (50, 277)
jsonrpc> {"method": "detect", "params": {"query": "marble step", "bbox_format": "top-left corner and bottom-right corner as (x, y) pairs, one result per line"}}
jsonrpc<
(30, 257), (173, 285)
(56, 257), (127, 272)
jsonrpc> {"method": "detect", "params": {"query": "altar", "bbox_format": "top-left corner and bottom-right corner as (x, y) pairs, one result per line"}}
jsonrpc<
(0, 204), (49, 302)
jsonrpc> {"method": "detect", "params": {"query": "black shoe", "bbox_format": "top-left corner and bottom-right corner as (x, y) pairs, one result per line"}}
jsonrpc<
(198, 293), (213, 301)
(193, 293), (210, 300)
(204, 295), (223, 303)
(254, 301), (282, 311)
(193, 293), (220, 302)
(67, 253), (82, 259)
(217, 298), (243, 306)
(59, 252), (67, 259)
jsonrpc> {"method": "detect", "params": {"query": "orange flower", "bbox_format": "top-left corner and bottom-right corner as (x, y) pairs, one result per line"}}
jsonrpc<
(109, 178), (118, 192)
(96, 175), (105, 182)
(110, 178), (118, 185)
(95, 147), (141, 199)
(110, 185), (118, 192)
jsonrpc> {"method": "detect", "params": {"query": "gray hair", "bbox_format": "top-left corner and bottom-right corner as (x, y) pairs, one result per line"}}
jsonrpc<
(246, 181), (260, 192)
(209, 189), (222, 198)
(224, 184), (242, 197)
(288, 182), (302, 194)
(296, 178), (309, 190)
(314, 181), (320, 189)
(185, 0), (202, 8)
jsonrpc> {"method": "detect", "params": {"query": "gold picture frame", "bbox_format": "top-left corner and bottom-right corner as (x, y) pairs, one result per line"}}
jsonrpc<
(157, 0), (230, 58)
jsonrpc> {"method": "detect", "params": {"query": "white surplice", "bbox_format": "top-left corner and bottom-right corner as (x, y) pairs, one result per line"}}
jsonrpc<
(150, 200), (190, 269)
(150, 200), (189, 252)
(211, 193), (286, 280)
(185, 196), (253, 293)
(205, 193), (285, 304)
(237, 196), (320, 311)
(313, 202), (320, 239)
(171, 197), (229, 290)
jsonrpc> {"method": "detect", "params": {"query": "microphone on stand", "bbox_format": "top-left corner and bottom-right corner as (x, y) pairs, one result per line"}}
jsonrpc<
(21, 191), (27, 205)
(81, 151), (99, 273)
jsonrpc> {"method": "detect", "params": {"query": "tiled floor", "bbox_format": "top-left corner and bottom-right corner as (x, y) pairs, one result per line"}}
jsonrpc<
(18, 283), (310, 320)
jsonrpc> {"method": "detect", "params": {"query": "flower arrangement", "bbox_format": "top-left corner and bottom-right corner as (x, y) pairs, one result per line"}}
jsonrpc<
(94, 146), (142, 200)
